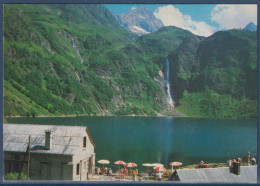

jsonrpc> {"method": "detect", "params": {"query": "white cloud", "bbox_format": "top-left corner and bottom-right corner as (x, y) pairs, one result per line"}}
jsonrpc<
(211, 4), (257, 29)
(154, 5), (216, 37)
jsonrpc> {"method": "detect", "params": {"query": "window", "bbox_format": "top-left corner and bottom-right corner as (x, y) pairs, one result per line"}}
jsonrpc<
(76, 163), (80, 175)
(83, 136), (86, 148)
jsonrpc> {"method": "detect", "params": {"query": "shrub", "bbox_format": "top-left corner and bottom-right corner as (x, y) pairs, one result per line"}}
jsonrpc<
(4, 172), (27, 180)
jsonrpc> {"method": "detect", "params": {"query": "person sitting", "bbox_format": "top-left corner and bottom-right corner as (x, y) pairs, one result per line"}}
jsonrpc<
(107, 168), (112, 176)
(138, 174), (143, 181)
(199, 160), (205, 168)
(251, 157), (256, 165)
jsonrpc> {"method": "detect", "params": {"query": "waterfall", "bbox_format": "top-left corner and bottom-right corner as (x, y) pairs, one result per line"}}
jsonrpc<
(72, 38), (84, 65)
(165, 58), (174, 107)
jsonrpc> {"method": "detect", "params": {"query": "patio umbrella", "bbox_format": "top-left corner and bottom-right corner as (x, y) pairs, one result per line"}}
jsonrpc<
(169, 162), (182, 171)
(125, 162), (137, 170)
(125, 162), (137, 167)
(142, 163), (153, 167)
(114, 160), (126, 165)
(153, 166), (166, 172)
(151, 163), (164, 167)
(169, 162), (182, 166)
(114, 160), (126, 171)
(98, 159), (110, 168)
(142, 163), (154, 171)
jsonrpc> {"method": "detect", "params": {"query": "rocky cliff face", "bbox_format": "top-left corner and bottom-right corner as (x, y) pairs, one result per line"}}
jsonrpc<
(168, 35), (204, 103)
(114, 7), (164, 36)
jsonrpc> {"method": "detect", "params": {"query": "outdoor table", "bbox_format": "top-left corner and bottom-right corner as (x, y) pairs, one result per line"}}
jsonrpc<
(118, 173), (126, 179)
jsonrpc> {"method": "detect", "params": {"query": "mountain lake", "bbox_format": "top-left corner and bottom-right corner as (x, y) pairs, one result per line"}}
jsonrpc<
(6, 116), (257, 171)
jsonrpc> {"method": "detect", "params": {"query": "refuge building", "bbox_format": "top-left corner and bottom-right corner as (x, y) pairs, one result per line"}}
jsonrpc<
(3, 123), (95, 181)
(176, 166), (257, 183)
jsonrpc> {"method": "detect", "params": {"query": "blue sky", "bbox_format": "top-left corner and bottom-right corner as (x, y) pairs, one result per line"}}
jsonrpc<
(103, 4), (257, 36)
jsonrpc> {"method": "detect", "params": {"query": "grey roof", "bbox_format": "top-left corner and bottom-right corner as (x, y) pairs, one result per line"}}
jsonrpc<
(176, 166), (257, 183)
(3, 124), (89, 155)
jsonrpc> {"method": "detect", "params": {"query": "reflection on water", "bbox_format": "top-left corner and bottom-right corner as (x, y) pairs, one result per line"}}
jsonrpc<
(7, 116), (257, 170)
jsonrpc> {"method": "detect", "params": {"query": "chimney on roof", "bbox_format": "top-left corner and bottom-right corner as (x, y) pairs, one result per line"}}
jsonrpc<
(45, 130), (53, 150)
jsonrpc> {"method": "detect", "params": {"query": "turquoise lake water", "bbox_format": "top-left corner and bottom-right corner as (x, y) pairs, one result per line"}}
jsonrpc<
(7, 116), (257, 170)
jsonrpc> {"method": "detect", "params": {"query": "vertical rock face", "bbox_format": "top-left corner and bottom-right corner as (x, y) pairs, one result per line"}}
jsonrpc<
(113, 7), (164, 36)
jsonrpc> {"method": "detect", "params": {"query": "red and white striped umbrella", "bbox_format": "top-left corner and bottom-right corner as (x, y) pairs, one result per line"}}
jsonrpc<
(151, 163), (164, 167)
(153, 166), (166, 172)
(114, 160), (126, 165)
(125, 162), (137, 168)
(169, 162), (182, 167)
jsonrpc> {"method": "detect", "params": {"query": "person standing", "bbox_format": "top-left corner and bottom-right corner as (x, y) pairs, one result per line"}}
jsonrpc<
(157, 172), (163, 181)
(227, 159), (232, 167)
(97, 166), (101, 175)
(132, 170), (136, 181)
(124, 167), (128, 179)
(247, 151), (251, 165)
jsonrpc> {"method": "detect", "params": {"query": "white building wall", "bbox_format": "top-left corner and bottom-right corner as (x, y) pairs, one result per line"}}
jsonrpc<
(4, 126), (95, 181)
(72, 132), (95, 181)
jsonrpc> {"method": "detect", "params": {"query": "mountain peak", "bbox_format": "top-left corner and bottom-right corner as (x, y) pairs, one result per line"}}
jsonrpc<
(114, 7), (164, 36)
(129, 7), (150, 13)
(243, 22), (257, 31)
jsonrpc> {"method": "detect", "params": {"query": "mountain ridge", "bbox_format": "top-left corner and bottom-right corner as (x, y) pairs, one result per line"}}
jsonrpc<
(243, 22), (257, 31)
(112, 7), (164, 36)
(3, 4), (257, 118)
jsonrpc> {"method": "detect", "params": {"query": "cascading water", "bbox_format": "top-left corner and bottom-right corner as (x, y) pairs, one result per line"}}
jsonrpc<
(72, 38), (84, 65)
(165, 58), (174, 107)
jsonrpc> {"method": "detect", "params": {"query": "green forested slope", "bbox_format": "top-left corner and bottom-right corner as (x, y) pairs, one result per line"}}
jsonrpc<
(170, 30), (257, 118)
(4, 4), (167, 116)
(4, 4), (257, 118)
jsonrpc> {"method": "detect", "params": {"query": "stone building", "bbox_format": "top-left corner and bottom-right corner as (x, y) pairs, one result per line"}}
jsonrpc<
(176, 166), (257, 183)
(3, 124), (95, 181)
